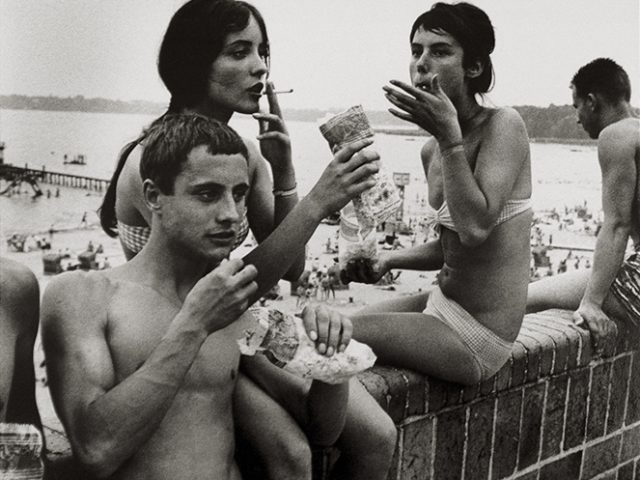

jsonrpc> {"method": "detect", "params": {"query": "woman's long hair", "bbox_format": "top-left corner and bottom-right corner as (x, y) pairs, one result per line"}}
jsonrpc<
(99, 0), (269, 237)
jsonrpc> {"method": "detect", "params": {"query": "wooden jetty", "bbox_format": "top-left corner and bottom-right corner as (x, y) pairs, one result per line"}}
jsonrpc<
(0, 164), (110, 192)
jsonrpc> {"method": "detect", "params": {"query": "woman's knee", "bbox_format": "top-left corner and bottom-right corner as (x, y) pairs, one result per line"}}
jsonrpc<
(371, 414), (398, 456)
(353, 408), (397, 456)
(262, 429), (312, 477)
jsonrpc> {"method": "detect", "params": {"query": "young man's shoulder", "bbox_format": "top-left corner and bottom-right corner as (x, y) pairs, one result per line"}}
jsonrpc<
(601, 117), (640, 140)
(599, 117), (640, 157)
(0, 258), (39, 333)
(42, 269), (118, 321)
(0, 258), (38, 301)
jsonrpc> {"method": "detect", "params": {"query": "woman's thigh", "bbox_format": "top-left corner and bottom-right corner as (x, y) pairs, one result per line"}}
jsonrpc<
(355, 291), (431, 315)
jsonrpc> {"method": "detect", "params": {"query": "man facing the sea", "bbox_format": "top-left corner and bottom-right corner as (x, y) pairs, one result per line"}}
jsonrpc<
(527, 58), (640, 352)
(40, 115), (355, 479)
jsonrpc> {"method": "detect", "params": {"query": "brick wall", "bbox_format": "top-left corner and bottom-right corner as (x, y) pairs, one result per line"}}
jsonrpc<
(44, 309), (640, 479)
(362, 309), (640, 480)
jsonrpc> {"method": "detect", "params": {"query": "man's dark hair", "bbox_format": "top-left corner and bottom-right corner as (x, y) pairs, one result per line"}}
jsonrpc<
(572, 58), (631, 103)
(140, 114), (248, 195)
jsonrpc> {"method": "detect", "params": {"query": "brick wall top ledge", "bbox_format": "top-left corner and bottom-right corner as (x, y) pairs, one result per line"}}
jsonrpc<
(361, 309), (640, 423)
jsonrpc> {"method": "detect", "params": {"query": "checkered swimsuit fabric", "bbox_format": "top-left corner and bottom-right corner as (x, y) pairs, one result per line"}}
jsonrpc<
(117, 215), (251, 254)
(424, 286), (514, 381)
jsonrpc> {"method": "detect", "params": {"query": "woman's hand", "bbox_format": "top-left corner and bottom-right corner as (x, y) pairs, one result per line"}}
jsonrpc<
(383, 75), (461, 145)
(301, 304), (353, 356)
(306, 138), (380, 218)
(340, 252), (390, 285)
(253, 81), (292, 176)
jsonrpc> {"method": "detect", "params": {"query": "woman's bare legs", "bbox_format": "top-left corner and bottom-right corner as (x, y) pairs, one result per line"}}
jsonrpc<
(240, 356), (396, 480)
(526, 269), (630, 321)
(355, 291), (431, 315)
(348, 287), (483, 384)
(234, 373), (312, 480)
(331, 379), (397, 480)
(350, 311), (483, 385)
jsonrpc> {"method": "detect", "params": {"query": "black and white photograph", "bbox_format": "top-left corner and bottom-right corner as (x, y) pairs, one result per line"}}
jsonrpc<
(1, 1), (639, 478)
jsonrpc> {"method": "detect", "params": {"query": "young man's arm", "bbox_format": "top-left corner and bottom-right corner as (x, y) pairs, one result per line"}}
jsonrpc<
(41, 261), (256, 478)
(575, 125), (636, 347)
(0, 258), (42, 428)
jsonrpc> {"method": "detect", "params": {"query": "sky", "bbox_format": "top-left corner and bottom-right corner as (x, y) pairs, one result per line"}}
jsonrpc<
(1, 0), (639, 111)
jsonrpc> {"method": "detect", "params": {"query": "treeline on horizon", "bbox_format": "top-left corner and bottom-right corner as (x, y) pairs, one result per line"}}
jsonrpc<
(3, 94), (637, 142)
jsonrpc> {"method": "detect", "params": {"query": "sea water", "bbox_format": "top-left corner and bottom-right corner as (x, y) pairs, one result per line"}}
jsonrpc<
(0, 108), (601, 236)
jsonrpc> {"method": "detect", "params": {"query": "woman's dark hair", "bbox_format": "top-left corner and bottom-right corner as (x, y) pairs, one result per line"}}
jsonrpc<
(100, 0), (268, 237)
(411, 2), (495, 95)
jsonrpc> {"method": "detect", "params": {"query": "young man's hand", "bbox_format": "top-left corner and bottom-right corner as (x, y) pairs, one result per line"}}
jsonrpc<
(573, 301), (618, 356)
(182, 259), (258, 334)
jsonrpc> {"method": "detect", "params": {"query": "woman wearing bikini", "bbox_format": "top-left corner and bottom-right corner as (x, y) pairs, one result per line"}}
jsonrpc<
(344, 2), (533, 386)
(98, 1), (396, 479)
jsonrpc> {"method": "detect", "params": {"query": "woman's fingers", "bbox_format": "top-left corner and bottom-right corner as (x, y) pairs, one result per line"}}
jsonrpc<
(388, 108), (416, 123)
(265, 81), (284, 119)
(301, 305), (318, 341)
(325, 310), (342, 356)
(256, 131), (290, 144)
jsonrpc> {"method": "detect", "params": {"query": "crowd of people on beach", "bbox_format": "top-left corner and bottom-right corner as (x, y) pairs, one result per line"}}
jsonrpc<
(1, 1), (639, 479)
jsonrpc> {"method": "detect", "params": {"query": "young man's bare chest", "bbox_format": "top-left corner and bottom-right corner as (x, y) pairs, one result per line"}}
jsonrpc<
(104, 280), (243, 390)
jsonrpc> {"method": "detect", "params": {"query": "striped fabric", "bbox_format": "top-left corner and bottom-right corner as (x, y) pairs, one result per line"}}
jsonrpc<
(424, 286), (514, 381)
(117, 215), (251, 255)
(424, 197), (531, 235)
(610, 251), (640, 328)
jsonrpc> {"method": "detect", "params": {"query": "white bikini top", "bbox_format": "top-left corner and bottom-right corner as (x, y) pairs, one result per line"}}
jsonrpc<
(424, 197), (531, 235)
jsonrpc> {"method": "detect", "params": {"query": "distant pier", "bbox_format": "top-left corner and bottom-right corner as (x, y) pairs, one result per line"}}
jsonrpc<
(0, 164), (110, 191)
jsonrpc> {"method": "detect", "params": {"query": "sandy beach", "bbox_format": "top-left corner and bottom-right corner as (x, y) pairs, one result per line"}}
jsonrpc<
(3, 220), (437, 441)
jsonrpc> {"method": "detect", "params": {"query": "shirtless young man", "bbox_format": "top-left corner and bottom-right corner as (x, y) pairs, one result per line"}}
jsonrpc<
(527, 58), (640, 354)
(41, 115), (362, 479)
(0, 257), (42, 428)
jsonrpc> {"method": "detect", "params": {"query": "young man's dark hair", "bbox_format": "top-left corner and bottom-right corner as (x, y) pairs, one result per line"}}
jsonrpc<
(140, 114), (248, 194)
(571, 57), (631, 103)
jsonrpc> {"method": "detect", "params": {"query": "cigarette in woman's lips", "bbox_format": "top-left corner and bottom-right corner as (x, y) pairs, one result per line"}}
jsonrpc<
(272, 89), (294, 94)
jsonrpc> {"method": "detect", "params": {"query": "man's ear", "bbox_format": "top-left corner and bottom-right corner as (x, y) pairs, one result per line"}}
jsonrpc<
(586, 93), (599, 112)
(465, 59), (484, 79)
(143, 179), (162, 213)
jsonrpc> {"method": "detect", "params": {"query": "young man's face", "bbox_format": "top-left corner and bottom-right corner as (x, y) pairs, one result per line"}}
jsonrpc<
(158, 145), (249, 263)
(571, 85), (600, 139)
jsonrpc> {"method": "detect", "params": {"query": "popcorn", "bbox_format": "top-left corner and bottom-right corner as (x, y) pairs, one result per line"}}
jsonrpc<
(318, 105), (375, 154)
(237, 307), (377, 384)
(0, 423), (44, 479)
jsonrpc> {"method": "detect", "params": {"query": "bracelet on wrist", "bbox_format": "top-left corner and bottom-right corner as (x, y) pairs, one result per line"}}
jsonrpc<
(440, 142), (465, 157)
(273, 184), (298, 198)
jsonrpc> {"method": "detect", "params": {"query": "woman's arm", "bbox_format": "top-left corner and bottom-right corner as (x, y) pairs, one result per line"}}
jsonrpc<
(244, 140), (305, 281)
(246, 82), (305, 281)
(384, 78), (530, 247)
(439, 108), (530, 246)
(243, 139), (380, 304)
